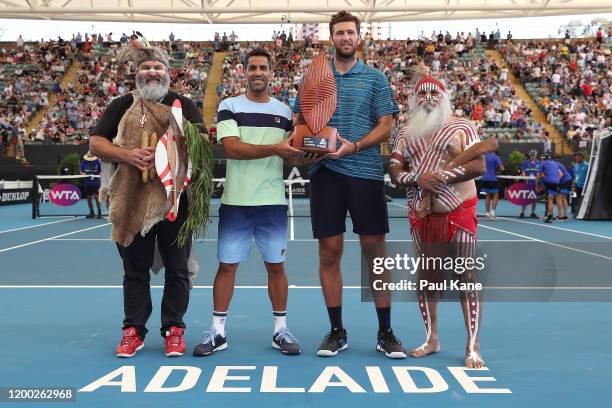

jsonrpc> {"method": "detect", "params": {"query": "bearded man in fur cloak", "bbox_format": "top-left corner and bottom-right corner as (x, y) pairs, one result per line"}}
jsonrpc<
(389, 69), (492, 368)
(90, 34), (211, 358)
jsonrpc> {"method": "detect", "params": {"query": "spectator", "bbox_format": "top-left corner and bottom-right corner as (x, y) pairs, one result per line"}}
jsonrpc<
(596, 27), (603, 45)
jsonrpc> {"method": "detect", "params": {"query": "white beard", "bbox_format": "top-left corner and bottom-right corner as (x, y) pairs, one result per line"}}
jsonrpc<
(403, 92), (452, 143)
(136, 73), (171, 101)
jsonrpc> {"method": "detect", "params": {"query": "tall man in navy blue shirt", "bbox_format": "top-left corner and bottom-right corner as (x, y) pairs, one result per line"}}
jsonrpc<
(294, 11), (405, 358)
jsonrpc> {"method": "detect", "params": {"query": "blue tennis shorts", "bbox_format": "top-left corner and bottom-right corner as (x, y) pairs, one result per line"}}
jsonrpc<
(217, 204), (288, 264)
(559, 180), (571, 195)
(543, 182), (559, 197)
(480, 180), (499, 194)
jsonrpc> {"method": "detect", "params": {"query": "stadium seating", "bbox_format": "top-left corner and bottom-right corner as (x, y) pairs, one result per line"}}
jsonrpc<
(4, 34), (608, 155)
(0, 40), (73, 153)
(28, 40), (212, 144)
(216, 38), (549, 154)
(499, 39), (611, 150)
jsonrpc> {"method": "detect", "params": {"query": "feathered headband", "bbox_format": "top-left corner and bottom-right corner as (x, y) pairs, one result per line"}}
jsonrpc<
(117, 31), (170, 68)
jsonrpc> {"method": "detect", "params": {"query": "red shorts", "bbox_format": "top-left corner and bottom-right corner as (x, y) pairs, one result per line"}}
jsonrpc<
(409, 196), (478, 242)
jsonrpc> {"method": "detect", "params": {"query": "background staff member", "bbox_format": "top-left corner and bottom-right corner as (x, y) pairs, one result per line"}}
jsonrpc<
(536, 153), (562, 223)
(572, 152), (589, 215)
(519, 149), (540, 219)
(80, 151), (102, 219)
(556, 161), (573, 221)
(481, 151), (504, 219)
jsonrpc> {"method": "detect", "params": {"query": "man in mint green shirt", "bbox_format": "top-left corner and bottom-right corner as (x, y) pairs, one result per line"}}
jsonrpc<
(194, 48), (304, 357)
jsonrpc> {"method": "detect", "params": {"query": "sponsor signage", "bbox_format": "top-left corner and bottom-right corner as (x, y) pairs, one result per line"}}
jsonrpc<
(0, 189), (31, 205)
(505, 182), (538, 206)
(49, 183), (81, 206)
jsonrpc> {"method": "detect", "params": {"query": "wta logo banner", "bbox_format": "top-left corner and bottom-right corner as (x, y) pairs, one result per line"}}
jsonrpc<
(49, 183), (81, 206)
(505, 182), (538, 206)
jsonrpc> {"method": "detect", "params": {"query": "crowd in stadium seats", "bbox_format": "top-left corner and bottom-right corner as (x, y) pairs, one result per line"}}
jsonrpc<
(500, 38), (612, 148)
(217, 40), (327, 113)
(32, 46), (128, 145)
(29, 40), (212, 145)
(215, 35), (548, 146)
(0, 39), (73, 157)
(4, 31), (610, 157)
(363, 36), (547, 143)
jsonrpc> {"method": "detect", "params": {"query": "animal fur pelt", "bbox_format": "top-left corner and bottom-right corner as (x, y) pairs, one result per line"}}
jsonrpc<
(101, 93), (170, 247)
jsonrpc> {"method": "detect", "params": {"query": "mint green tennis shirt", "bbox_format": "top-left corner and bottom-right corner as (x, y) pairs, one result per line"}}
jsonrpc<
(217, 94), (293, 205)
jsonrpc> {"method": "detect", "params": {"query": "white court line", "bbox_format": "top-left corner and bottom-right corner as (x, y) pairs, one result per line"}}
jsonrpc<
(287, 239), (532, 242)
(1, 285), (611, 290)
(0, 217), (80, 234)
(389, 202), (612, 261)
(50, 238), (532, 242)
(49, 238), (110, 241)
(495, 216), (612, 240)
(0, 223), (111, 253)
(478, 223), (612, 261)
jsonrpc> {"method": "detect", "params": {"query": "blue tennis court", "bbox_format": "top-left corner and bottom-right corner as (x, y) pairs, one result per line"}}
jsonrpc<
(1, 199), (611, 407)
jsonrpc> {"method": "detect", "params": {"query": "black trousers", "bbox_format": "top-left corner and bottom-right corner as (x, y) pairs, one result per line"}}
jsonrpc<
(117, 196), (191, 339)
(572, 186), (583, 214)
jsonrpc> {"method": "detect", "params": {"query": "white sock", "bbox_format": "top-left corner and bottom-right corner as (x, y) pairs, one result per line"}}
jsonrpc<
(212, 311), (227, 337)
(273, 311), (287, 334)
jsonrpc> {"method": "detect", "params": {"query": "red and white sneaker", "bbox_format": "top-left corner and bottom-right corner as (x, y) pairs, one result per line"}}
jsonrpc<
(116, 327), (144, 358)
(165, 326), (186, 357)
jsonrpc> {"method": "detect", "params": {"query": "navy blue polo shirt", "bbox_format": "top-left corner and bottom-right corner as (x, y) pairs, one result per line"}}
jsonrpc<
(294, 58), (399, 181)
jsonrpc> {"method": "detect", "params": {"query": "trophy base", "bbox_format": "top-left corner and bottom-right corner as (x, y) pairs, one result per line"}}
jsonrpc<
(292, 125), (338, 154)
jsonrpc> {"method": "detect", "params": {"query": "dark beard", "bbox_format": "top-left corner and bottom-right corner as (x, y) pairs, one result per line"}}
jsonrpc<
(247, 78), (268, 93)
(336, 47), (356, 59)
(336, 47), (357, 59)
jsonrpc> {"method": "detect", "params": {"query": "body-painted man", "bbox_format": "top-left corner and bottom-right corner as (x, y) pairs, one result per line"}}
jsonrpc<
(390, 72), (489, 368)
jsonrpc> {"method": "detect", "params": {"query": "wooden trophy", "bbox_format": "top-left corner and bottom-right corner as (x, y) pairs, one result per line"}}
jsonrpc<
(292, 53), (338, 154)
